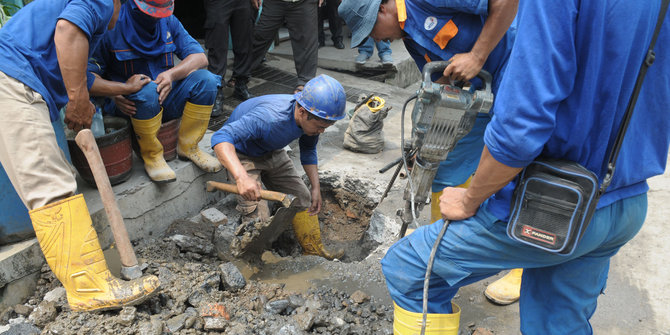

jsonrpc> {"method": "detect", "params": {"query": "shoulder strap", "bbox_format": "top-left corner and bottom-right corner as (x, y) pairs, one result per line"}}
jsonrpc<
(600, 0), (669, 194)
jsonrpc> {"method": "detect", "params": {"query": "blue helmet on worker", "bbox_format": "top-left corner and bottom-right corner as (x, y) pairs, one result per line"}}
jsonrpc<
(294, 74), (347, 121)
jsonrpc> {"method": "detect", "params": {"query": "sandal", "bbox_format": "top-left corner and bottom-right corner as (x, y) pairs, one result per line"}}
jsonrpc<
(294, 85), (304, 94)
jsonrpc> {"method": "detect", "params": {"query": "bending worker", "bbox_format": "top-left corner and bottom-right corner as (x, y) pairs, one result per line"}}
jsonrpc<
(88, 0), (222, 183)
(211, 74), (346, 260)
(339, 0), (523, 306)
(0, 0), (159, 311)
(387, 0), (669, 334)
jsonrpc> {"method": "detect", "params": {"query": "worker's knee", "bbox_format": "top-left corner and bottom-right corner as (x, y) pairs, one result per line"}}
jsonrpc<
(294, 185), (312, 210)
(185, 69), (220, 105)
(127, 82), (160, 120)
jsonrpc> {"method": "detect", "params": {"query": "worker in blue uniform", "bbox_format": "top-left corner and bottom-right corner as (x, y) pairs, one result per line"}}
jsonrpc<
(339, 0), (523, 306)
(88, 0), (222, 183)
(362, 0), (670, 333)
(0, 0), (160, 312)
(211, 74), (346, 260)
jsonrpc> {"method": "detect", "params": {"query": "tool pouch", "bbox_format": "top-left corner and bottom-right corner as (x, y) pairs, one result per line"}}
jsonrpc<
(507, 158), (600, 255)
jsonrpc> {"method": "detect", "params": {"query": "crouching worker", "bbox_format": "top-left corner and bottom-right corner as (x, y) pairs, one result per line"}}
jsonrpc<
(88, 0), (222, 183)
(212, 75), (345, 260)
(0, 0), (159, 311)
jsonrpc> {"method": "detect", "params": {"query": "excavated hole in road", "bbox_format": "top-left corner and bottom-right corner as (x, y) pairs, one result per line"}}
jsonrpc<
(269, 175), (380, 263)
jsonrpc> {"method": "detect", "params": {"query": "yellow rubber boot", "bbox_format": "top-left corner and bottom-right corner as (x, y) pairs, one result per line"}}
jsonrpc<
(430, 175), (473, 223)
(393, 302), (460, 335)
(484, 268), (523, 305)
(132, 111), (176, 183)
(29, 194), (160, 312)
(177, 101), (223, 172)
(292, 210), (344, 260)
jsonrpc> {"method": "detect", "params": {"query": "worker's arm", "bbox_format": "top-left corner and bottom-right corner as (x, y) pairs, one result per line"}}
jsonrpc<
(443, 0), (518, 81)
(54, 19), (95, 131)
(89, 74), (151, 116)
(89, 73), (151, 97)
(154, 53), (208, 104)
(302, 164), (322, 215)
(213, 142), (262, 201)
(439, 146), (522, 220)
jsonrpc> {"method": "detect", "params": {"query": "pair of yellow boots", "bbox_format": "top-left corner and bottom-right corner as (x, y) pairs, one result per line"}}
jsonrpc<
(392, 189), (523, 334)
(132, 102), (222, 183)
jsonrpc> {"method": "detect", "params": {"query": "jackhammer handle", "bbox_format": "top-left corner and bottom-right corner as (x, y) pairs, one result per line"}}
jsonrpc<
(206, 181), (288, 203)
(422, 60), (493, 93)
(75, 130), (139, 270)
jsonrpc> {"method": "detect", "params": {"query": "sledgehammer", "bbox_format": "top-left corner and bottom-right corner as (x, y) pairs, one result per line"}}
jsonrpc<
(75, 129), (143, 280)
(206, 181), (296, 208)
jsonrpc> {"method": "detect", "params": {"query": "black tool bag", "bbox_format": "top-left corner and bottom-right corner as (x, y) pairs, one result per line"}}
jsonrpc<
(507, 0), (668, 255)
(507, 159), (599, 255)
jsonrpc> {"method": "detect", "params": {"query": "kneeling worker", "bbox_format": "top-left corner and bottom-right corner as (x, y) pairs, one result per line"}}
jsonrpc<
(212, 74), (345, 259)
(88, 0), (222, 183)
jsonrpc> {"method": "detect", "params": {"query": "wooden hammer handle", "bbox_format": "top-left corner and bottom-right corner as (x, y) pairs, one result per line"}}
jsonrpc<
(75, 130), (138, 269)
(206, 180), (287, 203)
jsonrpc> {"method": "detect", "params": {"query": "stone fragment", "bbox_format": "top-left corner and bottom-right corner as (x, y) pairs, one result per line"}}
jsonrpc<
(170, 234), (214, 255)
(199, 303), (230, 319)
(201, 208), (228, 226)
(12, 304), (32, 317)
(165, 314), (187, 333)
(219, 262), (246, 291)
(288, 295), (305, 309)
(43, 287), (66, 303)
(28, 301), (57, 328)
(350, 290), (370, 304)
(117, 306), (136, 326)
(293, 311), (315, 331)
(278, 324), (301, 335)
(265, 299), (290, 314)
(0, 322), (41, 335)
(203, 317), (227, 331)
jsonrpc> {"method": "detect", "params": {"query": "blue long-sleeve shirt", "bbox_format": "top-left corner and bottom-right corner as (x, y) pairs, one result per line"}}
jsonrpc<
(211, 94), (319, 165)
(399, 0), (515, 93)
(87, 6), (203, 86)
(485, 0), (670, 220)
(0, 0), (113, 121)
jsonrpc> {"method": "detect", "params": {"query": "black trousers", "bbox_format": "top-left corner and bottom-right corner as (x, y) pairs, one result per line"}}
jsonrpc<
(204, 0), (254, 83)
(250, 0), (319, 87)
(318, 0), (342, 44)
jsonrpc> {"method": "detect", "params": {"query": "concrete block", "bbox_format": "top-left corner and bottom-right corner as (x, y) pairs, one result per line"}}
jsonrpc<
(0, 239), (43, 288)
(201, 208), (228, 226)
(0, 271), (39, 310)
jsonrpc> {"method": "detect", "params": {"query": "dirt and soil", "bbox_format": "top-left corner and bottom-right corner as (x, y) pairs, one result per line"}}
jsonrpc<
(0, 177), (396, 335)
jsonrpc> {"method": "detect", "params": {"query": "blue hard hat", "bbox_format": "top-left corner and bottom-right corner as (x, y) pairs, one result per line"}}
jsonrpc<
(294, 75), (346, 121)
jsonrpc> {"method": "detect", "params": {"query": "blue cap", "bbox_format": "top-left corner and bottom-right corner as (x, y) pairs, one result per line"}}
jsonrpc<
(338, 0), (382, 48)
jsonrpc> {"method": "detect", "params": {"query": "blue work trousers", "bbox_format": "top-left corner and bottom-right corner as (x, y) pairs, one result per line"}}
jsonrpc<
(107, 69), (220, 120)
(381, 193), (647, 335)
(358, 39), (392, 58)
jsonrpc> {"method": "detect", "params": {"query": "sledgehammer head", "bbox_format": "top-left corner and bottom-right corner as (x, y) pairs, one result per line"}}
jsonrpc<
(280, 194), (296, 208)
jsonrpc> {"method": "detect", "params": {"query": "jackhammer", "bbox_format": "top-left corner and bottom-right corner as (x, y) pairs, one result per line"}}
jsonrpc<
(379, 61), (494, 237)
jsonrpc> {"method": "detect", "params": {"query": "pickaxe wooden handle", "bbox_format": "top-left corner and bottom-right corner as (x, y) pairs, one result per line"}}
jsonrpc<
(206, 181), (295, 208)
(75, 129), (142, 280)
